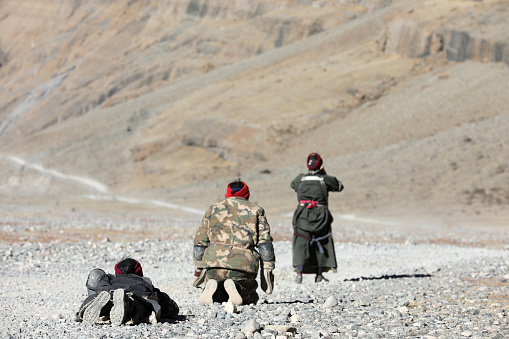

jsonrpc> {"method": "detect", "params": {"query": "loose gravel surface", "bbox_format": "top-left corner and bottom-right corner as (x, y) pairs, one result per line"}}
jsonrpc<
(0, 208), (508, 338)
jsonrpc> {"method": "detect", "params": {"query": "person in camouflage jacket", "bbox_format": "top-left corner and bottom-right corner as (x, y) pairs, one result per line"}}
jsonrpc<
(193, 181), (275, 305)
(291, 153), (344, 284)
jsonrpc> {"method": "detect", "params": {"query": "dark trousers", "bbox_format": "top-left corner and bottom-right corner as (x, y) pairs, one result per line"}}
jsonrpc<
(206, 268), (259, 305)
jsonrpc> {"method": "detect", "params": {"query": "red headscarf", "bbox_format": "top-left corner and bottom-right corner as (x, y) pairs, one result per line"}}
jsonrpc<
(114, 259), (143, 277)
(225, 181), (250, 200)
(307, 152), (323, 170)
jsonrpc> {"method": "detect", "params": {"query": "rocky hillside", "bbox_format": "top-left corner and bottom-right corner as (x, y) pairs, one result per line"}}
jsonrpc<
(0, 0), (508, 228)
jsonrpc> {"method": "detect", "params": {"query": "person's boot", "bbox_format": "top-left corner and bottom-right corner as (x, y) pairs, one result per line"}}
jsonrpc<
(224, 279), (243, 306)
(199, 279), (218, 304)
(123, 293), (149, 325)
(82, 291), (112, 325)
(296, 265), (304, 284)
(110, 289), (136, 326)
(315, 274), (329, 283)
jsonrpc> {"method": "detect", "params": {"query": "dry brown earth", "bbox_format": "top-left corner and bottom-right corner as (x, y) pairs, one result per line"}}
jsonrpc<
(0, 0), (508, 240)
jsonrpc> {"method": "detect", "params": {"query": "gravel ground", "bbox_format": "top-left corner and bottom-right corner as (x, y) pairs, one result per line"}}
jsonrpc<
(0, 210), (508, 339)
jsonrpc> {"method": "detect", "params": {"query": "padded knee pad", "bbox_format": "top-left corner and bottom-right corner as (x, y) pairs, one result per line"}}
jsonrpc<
(193, 245), (207, 261)
(258, 242), (275, 262)
(86, 268), (107, 291)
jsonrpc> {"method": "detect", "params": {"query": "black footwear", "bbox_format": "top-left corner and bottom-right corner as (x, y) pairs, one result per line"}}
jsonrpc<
(199, 279), (218, 304)
(82, 291), (111, 325)
(224, 279), (243, 306)
(124, 293), (149, 325)
(110, 289), (134, 326)
(295, 274), (303, 284)
(315, 274), (329, 283)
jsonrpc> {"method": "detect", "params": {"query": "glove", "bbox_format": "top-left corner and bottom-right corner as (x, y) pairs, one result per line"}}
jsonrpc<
(260, 269), (274, 294)
(193, 268), (207, 288)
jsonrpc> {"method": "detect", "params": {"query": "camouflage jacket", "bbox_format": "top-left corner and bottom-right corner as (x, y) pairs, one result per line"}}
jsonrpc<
(193, 197), (275, 274)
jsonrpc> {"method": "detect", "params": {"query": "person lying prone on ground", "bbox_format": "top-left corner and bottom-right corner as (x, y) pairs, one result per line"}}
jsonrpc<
(76, 258), (179, 326)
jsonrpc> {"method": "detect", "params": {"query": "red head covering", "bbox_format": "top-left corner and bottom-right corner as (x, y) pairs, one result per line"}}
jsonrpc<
(307, 153), (323, 170)
(225, 181), (250, 200)
(114, 259), (143, 277)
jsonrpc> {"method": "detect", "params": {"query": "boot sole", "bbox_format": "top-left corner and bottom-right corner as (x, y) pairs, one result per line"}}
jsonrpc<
(83, 291), (110, 325)
(199, 279), (217, 304)
(110, 289), (127, 326)
(224, 279), (243, 306)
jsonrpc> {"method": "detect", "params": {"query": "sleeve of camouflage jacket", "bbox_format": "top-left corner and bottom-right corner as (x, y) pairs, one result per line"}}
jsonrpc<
(193, 208), (211, 268)
(257, 207), (276, 270)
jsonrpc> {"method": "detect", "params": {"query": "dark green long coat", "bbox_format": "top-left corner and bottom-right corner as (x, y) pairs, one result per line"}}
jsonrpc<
(291, 171), (343, 273)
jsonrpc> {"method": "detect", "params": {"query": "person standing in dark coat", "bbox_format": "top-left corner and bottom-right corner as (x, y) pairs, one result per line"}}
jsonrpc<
(291, 153), (344, 283)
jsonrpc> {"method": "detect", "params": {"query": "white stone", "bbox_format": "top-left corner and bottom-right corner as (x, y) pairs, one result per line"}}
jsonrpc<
(242, 319), (261, 334)
(323, 295), (338, 308)
(225, 301), (238, 314)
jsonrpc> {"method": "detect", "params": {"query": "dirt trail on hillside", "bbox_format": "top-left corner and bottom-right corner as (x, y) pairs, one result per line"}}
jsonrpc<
(0, 0), (508, 229)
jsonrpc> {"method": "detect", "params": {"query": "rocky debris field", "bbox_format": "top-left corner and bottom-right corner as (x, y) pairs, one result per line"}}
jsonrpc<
(0, 209), (508, 339)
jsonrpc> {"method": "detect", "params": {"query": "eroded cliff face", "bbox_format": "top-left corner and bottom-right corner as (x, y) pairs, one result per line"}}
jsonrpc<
(0, 0), (377, 185)
(378, 0), (509, 64)
(0, 0), (361, 140)
(0, 0), (508, 225)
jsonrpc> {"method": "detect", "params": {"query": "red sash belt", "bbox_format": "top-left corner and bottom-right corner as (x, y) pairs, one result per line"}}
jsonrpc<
(299, 200), (320, 208)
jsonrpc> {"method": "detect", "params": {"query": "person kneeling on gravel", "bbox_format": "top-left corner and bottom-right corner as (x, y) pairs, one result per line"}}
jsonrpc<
(77, 258), (179, 326)
(193, 180), (275, 306)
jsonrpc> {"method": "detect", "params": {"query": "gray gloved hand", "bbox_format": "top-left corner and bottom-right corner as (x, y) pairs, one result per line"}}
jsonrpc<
(261, 269), (274, 294)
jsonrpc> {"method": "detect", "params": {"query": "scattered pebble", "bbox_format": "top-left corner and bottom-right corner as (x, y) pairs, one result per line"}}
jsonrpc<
(0, 212), (507, 338)
(322, 295), (338, 308)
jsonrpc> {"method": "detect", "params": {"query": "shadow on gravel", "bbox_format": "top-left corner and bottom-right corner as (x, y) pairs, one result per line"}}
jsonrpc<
(263, 299), (315, 305)
(160, 315), (189, 323)
(344, 273), (432, 281)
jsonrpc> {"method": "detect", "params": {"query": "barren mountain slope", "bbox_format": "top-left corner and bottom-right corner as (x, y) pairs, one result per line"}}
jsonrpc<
(0, 0), (508, 228)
